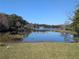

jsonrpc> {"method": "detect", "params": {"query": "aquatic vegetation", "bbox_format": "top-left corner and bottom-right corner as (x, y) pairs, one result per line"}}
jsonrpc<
(0, 33), (24, 42)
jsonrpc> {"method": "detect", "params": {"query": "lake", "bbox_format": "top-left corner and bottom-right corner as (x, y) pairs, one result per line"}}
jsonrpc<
(23, 31), (74, 43)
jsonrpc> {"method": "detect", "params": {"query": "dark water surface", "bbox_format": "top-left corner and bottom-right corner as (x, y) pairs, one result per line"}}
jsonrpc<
(23, 31), (74, 43)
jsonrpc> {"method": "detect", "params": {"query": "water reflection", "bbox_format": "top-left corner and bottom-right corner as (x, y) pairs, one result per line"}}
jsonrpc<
(23, 31), (32, 38)
(0, 31), (32, 43)
(0, 31), (76, 43)
(60, 32), (74, 42)
(23, 31), (74, 42)
(73, 34), (79, 42)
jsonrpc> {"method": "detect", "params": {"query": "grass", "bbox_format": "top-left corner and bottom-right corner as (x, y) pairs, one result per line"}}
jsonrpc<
(0, 42), (79, 59)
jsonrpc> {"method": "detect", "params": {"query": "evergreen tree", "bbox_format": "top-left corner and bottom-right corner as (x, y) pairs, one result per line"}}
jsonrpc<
(71, 7), (79, 33)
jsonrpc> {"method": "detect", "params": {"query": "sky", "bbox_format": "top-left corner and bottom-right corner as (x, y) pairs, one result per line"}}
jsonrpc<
(0, 0), (79, 25)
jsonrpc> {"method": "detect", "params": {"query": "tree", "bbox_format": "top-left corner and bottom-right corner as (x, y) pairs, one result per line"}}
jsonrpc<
(8, 14), (29, 31)
(71, 6), (79, 33)
(0, 13), (30, 33)
(0, 13), (9, 32)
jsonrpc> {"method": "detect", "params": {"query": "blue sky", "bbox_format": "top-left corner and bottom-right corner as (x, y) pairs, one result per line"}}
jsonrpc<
(0, 0), (78, 25)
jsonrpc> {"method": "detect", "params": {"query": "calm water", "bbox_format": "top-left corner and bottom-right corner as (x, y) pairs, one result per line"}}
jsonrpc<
(23, 31), (74, 42)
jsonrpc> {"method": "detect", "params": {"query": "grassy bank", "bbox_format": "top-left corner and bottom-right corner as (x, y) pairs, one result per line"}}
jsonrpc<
(0, 33), (24, 42)
(0, 42), (79, 59)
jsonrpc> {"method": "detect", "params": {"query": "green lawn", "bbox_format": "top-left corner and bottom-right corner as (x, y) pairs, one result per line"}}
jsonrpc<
(0, 42), (79, 59)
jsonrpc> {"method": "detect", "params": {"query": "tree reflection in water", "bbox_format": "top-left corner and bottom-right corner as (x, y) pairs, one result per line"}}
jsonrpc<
(60, 32), (74, 42)
(0, 31), (32, 43)
(23, 31), (32, 40)
(73, 34), (79, 42)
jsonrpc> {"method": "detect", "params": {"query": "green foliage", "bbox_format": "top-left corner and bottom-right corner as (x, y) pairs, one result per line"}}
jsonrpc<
(0, 33), (24, 42)
(0, 13), (29, 32)
(71, 7), (79, 33)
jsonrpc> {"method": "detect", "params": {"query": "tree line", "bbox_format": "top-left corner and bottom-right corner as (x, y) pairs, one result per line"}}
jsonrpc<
(0, 13), (29, 33)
